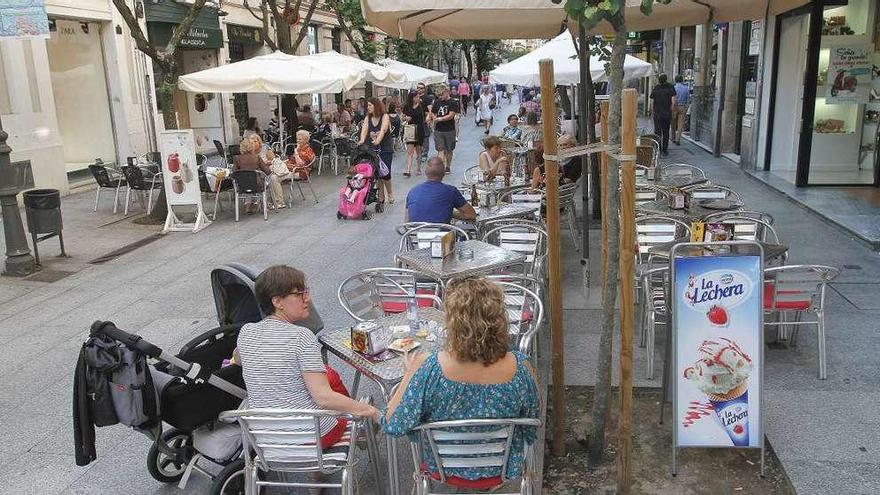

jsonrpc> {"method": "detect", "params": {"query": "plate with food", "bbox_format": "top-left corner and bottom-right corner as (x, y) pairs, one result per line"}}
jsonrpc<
(388, 337), (421, 353)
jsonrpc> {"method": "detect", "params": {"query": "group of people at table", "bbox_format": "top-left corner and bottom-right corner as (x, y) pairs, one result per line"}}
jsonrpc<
(232, 266), (540, 488)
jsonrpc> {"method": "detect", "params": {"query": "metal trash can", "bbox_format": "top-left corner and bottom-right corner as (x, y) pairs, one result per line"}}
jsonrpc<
(22, 188), (66, 265)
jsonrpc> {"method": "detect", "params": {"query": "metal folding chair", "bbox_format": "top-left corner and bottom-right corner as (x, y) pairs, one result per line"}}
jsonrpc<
(88, 162), (127, 213)
(482, 223), (548, 280)
(120, 164), (162, 215)
(764, 265), (840, 379)
(397, 223), (471, 254)
(683, 182), (743, 202)
(337, 270), (443, 322)
(558, 182), (580, 251)
(230, 169), (269, 221)
(282, 156), (320, 205)
(408, 418), (542, 495)
(219, 403), (382, 495)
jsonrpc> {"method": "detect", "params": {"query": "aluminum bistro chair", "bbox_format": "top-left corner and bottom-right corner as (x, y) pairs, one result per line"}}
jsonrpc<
(482, 223), (548, 280)
(558, 182), (581, 251)
(637, 135), (660, 169)
(198, 168), (234, 220)
(661, 163), (706, 180)
(88, 162), (127, 213)
(230, 169), (269, 221)
(358, 267), (444, 314)
(337, 270), (443, 322)
(500, 187), (544, 218)
(635, 215), (692, 265)
(120, 164), (162, 215)
(763, 265), (840, 379)
(683, 182), (743, 202)
(636, 184), (669, 206)
(219, 404), (382, 495)
(706, 215), (780, 244)
(494, 281), (544, 356)
(703, 210), (774, 226)
(281, 156), (320, 205)
(408, 418), (542, 495)
(397, 223), (471, 254)
(640, 266), (670, 380)
(463, 165), (484, 185)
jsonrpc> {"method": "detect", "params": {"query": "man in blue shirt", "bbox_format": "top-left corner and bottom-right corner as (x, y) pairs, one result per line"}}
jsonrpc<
(672, 75), (691, 146)
(405, 158), (476, 224)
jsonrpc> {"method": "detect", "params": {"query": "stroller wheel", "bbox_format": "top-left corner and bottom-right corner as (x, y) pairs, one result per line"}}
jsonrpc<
(375, 202), (384, 213)
(362, 211), (370, 220)
(147, 428), (193, 483)
(337, 211), (343, 220)
(210, 458), (247, 495)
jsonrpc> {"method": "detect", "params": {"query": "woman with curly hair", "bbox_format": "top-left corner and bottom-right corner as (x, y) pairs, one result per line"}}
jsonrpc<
(381, 276), (540, 488)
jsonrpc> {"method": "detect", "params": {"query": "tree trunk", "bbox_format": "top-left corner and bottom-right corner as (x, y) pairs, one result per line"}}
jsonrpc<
(587, 26), (627, 468)
(159, 72), (178, 131)
(463, 45), (474, 80)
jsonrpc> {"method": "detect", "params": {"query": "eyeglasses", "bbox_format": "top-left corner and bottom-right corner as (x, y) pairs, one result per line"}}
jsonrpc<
(287, 288), (310, 299)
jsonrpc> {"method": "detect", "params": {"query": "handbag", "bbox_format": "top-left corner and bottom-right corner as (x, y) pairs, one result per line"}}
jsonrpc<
(377, 156), (390, 177)
(403, 123), (418, 143)
(488, 96), (497, 110)
(270, 158), (289, 177)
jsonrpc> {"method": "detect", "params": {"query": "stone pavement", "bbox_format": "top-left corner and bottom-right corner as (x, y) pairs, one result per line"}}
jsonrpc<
(0, 100), (878, 494)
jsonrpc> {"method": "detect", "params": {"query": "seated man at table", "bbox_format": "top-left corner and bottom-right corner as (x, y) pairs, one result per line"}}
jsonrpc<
(405, 157), (476, 224)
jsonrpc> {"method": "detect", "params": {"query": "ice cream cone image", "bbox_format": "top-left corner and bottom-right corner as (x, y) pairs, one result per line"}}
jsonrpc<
(684, 338), (752, 447)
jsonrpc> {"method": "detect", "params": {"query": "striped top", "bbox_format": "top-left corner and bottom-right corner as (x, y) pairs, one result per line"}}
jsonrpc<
(237, 318), (334, 434)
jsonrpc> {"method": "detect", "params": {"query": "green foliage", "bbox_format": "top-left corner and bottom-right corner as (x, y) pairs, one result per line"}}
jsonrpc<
(564, 0), (672, 30)
(332, 0), (380, 61)
(390, 33), (438, 66)
(472, 40), (503, 74)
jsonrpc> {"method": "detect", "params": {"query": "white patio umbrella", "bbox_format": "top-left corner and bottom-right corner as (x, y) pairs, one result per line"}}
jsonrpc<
(309, 50), (407, 85)
(374, 58), (447, 89)
(490, 31), (654, 86)
(178, 51), (365, 93)
(363, 0), (811, 40)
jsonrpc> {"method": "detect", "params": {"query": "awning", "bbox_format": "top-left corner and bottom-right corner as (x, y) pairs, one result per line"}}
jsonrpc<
(374, 58), (447, 89)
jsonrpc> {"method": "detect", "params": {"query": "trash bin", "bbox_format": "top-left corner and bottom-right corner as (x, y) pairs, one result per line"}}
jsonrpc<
(22, 188), (66, 265)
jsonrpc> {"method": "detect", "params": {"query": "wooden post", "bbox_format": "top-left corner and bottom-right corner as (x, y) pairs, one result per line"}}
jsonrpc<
(616, 89), (638, 494)
(539, 59), (565, 458)
(599, 101), (609, 302)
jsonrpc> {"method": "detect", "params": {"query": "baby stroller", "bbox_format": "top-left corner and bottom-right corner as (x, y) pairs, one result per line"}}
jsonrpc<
(78, 321), (248, 494)
(337, 146), (381, 220)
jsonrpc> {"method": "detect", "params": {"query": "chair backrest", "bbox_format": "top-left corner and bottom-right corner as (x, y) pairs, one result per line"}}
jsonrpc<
(231, 169), (267, 194)
(494, 281), (544, 354)
(337, 271), (421, 321)
(558, 182), (579, 203)
(685, 183), (743, 202)
(398, 223), (471, 253)
(120, 165), (148, 190)
(228, 144), (241, 158)
(198, 167), (213, 193)
(703, 210), (774, 226)
(481, 224), (547, 277)
(636, 184), (668, 205)
(220, 408), (354, 473)
(763, 265), (840, 312)
(463, 166), (483, 185)
(635, 215), (692, 262)
(412, 418), (541, 485)
(360, 267), (443, 311)
(214, 140), (227, 158)
(88, 163), (119, 188)
(662, 163), (706, 180)
(196, 153), (208, 168)
(705, 216), (779, 243)
(501, 187), (544, 210)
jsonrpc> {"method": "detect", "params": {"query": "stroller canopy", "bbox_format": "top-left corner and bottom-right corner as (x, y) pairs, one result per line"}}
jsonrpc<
(210, 265), (264, 326)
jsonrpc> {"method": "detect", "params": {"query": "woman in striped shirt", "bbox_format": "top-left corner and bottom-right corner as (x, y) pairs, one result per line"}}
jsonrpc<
(237, 265), (379, 448)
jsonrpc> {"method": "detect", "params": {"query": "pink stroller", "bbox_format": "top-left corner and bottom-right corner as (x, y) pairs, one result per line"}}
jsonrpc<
(336, 160), (377, 220)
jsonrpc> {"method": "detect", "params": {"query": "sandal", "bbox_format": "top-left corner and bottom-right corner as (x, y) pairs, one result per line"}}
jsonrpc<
(403, 172), (411, 177)
(388, 196), (395, 204)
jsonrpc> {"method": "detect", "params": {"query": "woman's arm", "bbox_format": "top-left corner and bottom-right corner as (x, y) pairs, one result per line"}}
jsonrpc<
(530, 166), (543, 189)
(303, 372), (379, 420)
(358, 117), (368, 145)
(384, 351), (428, 420)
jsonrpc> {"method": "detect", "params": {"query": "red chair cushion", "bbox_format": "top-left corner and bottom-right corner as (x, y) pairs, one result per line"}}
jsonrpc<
(420, 463), (503, 490)
(382, 289), (437, 313)
(763, 282), (811, 311)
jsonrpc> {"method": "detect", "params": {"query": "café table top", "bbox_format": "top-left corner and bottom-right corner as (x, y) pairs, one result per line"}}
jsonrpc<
(647, 237), (789, 260)
(637, 175), (710, 191)
(319, 307), (444, 387)
(473, 202), (540, 226)
(395, 239), (526, 281)
(636, 198), (743, 221)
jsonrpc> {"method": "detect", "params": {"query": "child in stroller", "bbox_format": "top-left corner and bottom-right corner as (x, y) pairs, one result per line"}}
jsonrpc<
(336, 146), (382, 219)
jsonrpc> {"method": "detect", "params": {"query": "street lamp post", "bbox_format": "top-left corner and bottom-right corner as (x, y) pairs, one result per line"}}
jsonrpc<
(0, 118), (36, 276)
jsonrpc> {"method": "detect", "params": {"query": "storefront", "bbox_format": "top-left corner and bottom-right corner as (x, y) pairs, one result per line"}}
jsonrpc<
(46, 18), (116, 173)
(764, 0), (880, 186)
(227, 23), (270, 134)
(145, 0), (225, 152)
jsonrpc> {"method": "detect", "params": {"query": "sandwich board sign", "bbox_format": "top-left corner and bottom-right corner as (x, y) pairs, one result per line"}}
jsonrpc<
(671, 241), (764, 476)
(159, 130), (210, 233)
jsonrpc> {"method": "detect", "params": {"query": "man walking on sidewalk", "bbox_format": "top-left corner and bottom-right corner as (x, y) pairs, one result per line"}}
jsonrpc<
(672, 75), (691, 145)
(650, 74), (676, 156)
(432, 87), (459, 174)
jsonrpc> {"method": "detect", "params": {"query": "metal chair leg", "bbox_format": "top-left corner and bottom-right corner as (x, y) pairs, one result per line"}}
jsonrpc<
(364, 420), (384, 495)
(646, 311), (655, 380)
(306, 179), (318, 204)
(147, 188), (155, 215)
(113, 183), (122, 214)
(262, 192), (268, 220)
(212, 190), (221, 220)
(234, 192), (240, 222)
(124, 187), (131, 215)
(817, 311), (827, 380)
(93, 187), (101, 212)
(296, 181), (306, 201)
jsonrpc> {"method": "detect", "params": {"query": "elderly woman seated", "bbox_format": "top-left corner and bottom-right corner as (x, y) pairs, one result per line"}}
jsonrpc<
(233, 135), (286, 210)
(236, 265), (379, 448)
(477, 135), (511, 181)
(530, 134), (581, 189)
(381, 276), (540, 489)
(286, 129), (316, 180)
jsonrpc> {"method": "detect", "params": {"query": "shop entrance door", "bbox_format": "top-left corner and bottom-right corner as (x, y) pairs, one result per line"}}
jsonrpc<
(47, 19), (116, 172)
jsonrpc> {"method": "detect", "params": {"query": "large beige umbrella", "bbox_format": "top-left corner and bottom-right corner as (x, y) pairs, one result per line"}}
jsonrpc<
(363, 0), (810, 40)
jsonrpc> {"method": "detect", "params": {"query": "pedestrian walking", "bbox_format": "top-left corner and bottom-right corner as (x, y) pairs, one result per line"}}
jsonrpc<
(476, 85), (495, 135)
(672, 75), (691, 145)
(358, 98), (395, 205)
(431, 87), (460, 174)
(402, 92), (426, 176)
(458, 76), (470, 116)
(650, 74), (676, 156)
(418, 84), (435, 163)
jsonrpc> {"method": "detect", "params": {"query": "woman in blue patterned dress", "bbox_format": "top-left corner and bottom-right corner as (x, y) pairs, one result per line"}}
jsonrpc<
(381, 276), (540, 488)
